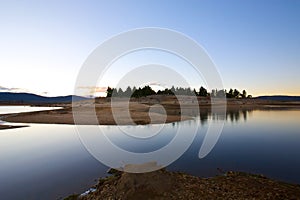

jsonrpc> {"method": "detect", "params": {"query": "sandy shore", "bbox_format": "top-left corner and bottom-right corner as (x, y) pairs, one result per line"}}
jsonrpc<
(1, 96), (300, 125)
(0, 102), (188, 125)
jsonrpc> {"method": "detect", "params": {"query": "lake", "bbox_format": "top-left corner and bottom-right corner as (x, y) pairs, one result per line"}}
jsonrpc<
(0, 106), (61, 115)
(0, 106), (300, 199)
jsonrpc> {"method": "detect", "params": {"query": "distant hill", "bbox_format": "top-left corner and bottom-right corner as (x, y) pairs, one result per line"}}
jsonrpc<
(256, 95), (300, 101)
(0, 92), (89, 104)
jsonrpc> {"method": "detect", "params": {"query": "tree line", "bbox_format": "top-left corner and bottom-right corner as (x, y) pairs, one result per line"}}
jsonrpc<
(106, 85), (252, 98)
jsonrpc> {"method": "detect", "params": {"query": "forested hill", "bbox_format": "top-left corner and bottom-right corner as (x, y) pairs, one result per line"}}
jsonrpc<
(256, 96), (300, 101)
(0, 92), (88, 104)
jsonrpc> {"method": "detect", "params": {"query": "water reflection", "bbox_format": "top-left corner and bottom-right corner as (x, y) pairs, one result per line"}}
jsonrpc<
(197, 108), (253, 124)
(163, 107), (252, 125)
(225, 108), (251, 122)
(166, 107), (254, 125)
(196, 107), (299, 124)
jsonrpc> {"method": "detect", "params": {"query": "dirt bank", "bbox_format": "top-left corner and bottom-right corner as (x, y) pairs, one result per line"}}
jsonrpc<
(66, 169), (300, 200)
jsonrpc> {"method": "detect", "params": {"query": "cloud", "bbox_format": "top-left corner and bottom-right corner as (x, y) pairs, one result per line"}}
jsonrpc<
(0, 85), (51, 96)
(77, 86), (107, 92)
(77, 86), (108, 96)
(0, 86), (9, 91)
(0, 86), (18, 92)
(0, 85), (30, 93)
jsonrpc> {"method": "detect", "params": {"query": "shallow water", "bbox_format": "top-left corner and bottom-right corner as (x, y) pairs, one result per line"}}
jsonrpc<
(0, 107), (300, 199)
(0, 106), (61, 115)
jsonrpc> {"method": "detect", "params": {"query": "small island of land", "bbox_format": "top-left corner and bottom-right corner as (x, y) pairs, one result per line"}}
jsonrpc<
(1, 95), (300, 126)
(1, 87), (300, 126)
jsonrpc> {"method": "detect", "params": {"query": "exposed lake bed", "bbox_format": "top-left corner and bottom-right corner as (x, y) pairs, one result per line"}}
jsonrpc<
(2, 97), (300, 125)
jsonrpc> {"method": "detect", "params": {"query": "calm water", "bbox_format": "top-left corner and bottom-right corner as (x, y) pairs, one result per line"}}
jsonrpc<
(0, 107), (300, 199)
(0, 106), (61, 115)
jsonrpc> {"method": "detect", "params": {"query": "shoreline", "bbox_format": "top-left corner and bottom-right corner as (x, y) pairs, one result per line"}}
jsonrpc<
(1, 98), (300, 126)
(0, 124), (29, 130)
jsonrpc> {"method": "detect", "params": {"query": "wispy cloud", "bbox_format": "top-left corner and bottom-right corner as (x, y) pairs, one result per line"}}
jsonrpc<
(77, 86), (108, 97)
(0, 85), (29, 93)
(77, 86), (107, 92)
(0, 85), (50, 96)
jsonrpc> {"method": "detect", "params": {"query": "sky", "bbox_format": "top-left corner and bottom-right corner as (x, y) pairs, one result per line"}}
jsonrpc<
(0, 0), (299, 97)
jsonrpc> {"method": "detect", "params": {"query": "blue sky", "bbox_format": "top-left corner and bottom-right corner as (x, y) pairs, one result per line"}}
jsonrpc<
(0, 0), (299, 96)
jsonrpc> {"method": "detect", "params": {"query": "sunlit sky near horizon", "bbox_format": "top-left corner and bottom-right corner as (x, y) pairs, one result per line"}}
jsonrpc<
(0, 0), (299, 97)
